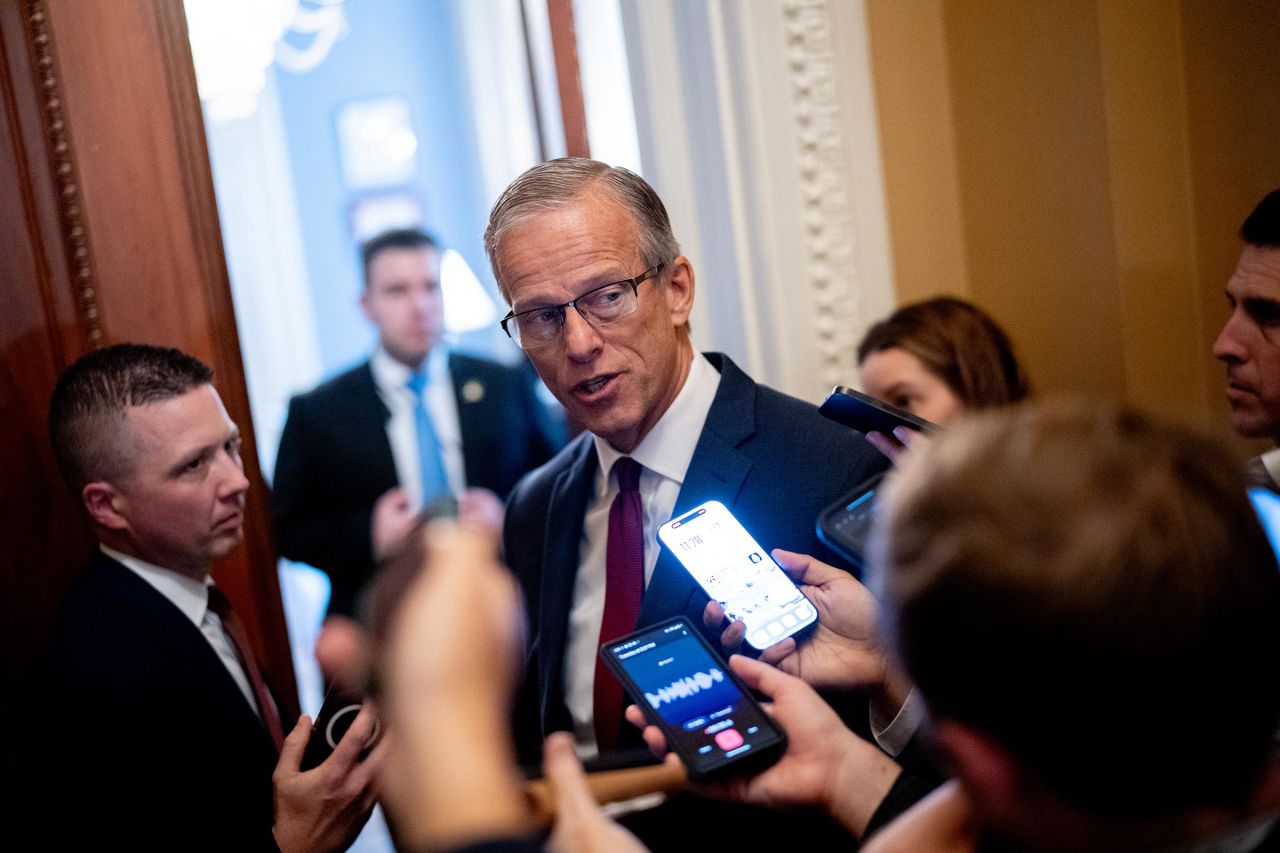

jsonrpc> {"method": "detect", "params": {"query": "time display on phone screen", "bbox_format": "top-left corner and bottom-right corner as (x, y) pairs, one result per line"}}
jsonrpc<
(659, 501), (816, 650)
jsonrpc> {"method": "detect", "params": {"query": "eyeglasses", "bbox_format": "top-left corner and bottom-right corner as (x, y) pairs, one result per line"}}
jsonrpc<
(500, 263), (666, 350)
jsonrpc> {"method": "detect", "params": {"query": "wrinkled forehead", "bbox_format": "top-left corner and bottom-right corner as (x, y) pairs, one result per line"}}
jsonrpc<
(1229, 245), (1280, 299)
(497, 197), (644, 306)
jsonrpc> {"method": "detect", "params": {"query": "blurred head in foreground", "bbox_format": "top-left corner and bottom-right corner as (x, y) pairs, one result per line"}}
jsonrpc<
(876, 400), (1280, 849)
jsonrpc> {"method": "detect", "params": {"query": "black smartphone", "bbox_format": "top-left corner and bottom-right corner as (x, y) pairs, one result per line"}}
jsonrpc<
(816, 472), (886, 570)
(599, 616), (787, 781)
(819, 386), (938, 436)
(658, 500), (817, 651)
(300, 686), (380, 771)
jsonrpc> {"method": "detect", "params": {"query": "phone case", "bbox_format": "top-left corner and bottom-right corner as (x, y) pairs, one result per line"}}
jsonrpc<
(599, 616), (787, 781)
(819, 386), (938, 436)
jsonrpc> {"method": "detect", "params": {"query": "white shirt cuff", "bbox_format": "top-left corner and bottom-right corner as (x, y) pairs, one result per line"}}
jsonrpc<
(870, 687), (924, 758)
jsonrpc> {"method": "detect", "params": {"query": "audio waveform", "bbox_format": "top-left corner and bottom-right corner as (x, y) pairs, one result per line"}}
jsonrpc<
(645, 668), (725, 709)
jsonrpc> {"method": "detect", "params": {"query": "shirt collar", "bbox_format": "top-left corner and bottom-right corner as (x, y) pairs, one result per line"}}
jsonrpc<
(101, 544), (211, 628)
(370, 345), (448, 394)
(1261, 446), (1280, 484)
(593, 351), (721, 487)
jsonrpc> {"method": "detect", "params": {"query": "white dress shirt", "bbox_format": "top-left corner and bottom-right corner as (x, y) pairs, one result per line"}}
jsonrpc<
(564, 352), (721, 755)
(101, 545), (260, 718)
(1259, 445), (1280, 487)
(369, 345), (465, 508)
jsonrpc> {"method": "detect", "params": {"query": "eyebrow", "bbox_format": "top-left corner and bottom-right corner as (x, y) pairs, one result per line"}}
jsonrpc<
(166, 426), (241, 477)
(514, 273), (630, 313)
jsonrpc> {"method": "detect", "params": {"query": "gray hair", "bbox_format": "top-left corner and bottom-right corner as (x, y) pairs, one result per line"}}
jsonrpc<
(483, 157), (681, 301)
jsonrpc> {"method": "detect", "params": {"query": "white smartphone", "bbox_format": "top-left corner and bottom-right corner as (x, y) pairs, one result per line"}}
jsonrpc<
(657, 500), (817, 650)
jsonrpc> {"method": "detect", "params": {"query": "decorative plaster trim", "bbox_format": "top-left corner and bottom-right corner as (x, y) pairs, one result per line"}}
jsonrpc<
(26, 0), (104, 347)
(781, 0), (863, 389)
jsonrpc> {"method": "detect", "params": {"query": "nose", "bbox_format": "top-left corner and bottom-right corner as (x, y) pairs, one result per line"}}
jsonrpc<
(217, 450), (250, 501)
(561, 306), (603, 362)
(1213, 311), (1248, 364)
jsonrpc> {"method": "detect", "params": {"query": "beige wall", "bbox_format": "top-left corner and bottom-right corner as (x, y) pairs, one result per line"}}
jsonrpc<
(866, 0), (1280, 435)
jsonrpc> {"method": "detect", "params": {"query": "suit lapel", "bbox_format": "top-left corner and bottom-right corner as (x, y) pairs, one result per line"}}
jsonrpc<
(88, 553), (276, 750)
(537, 437), (597, 719)
(354, 362), (399, 489)
(637, 354), (757, 626)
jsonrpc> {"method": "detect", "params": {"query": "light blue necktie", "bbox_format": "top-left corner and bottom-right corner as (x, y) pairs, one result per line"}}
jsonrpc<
(405, 371), (450, 505)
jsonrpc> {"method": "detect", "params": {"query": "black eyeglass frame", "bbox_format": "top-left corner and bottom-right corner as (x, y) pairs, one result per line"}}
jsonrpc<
(500, 262), (667, 350)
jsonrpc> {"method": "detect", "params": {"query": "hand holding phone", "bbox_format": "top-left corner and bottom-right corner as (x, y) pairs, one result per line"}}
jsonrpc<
(659, 500), (817, 651)
(601, 617), (787, 781)
(622, 652), (904, 831)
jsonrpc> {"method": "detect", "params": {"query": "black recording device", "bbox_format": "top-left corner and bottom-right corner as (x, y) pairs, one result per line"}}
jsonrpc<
(819, 386), (938, 437)
(300, 685), (380, 771)
(600, 616), (787, 781)
(816, 472), (885, 570)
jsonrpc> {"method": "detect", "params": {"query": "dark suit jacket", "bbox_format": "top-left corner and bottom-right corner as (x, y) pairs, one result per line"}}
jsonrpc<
(503, 352), (888, 763)
(273, 352), (561, 616)
(30, 552), (280, 851)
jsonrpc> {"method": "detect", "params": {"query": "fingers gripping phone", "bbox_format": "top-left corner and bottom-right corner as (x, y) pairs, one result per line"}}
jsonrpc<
(300, 686), (380, 771)
(658, 500), (817, 651)
(600, 617), (786, 780)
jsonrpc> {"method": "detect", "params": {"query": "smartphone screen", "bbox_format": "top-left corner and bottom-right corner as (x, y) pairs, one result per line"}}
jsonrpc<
(601, 617), (786, 780)
(657, 500), (817, 650)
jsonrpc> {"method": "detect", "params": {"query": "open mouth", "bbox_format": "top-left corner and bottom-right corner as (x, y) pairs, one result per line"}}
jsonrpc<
(576, 374), (615, 396)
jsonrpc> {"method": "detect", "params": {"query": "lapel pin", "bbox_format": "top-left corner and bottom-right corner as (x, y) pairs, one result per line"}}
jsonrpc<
(461, 379), (485, 403)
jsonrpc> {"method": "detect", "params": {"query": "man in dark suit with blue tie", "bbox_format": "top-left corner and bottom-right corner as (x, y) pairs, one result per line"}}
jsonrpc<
(484, 159), (892, 830)
(272, 229), (562, 617)
(35, 344), (378, 851)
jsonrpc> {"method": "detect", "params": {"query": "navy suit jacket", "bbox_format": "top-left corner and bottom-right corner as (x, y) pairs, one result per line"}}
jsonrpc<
(503, 352), (887, 762)
(273, 352), (561, 616)
(30, 552), (280, 851)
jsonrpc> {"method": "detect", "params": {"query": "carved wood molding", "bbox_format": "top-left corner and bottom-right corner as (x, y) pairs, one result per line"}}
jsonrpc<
(23, 0), (103, 349)
(782, 0), (862, 389)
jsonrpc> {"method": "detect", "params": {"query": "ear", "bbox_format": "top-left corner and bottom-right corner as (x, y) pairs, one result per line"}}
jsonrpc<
(359, 287), (380, 326)
(934, 719), (1024, 820)
(663, 255), (695, 329)
(82, 481), (128, 531)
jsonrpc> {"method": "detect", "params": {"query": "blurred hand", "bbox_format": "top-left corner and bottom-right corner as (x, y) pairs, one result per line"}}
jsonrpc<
(866, 426), (931, 467)
(272, 707), (382, 853)
(378, 520), (531, 849)
(625, 656), (901, 837)
(314, 615), (370, 695)
(457, 487), (506, 538)
(543, 732), (650, 853)
(371, 487), (417, 561)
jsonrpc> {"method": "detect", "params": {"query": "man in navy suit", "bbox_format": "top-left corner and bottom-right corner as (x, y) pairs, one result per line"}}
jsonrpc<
(272, 228), (561, 616)
(483, 159), (888, 769)
(36, 344), (378, 851)
(1213, 189), (1280, 492)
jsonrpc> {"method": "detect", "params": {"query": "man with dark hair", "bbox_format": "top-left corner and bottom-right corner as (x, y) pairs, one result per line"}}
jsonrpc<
(36, 343), (379, 852)
(1214, 189), (1280, 490)
(863, 401), (1280, 850)
(273, 227), (561, 616)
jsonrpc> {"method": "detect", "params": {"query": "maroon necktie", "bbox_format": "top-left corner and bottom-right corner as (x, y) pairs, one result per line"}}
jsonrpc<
(593, 457), (644, 752)
(207, 586), (286, 754)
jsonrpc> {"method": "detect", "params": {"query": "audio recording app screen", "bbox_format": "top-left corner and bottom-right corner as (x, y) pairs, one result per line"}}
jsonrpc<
(609, 620), (783, 775)
(659, 501), (817, 650)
